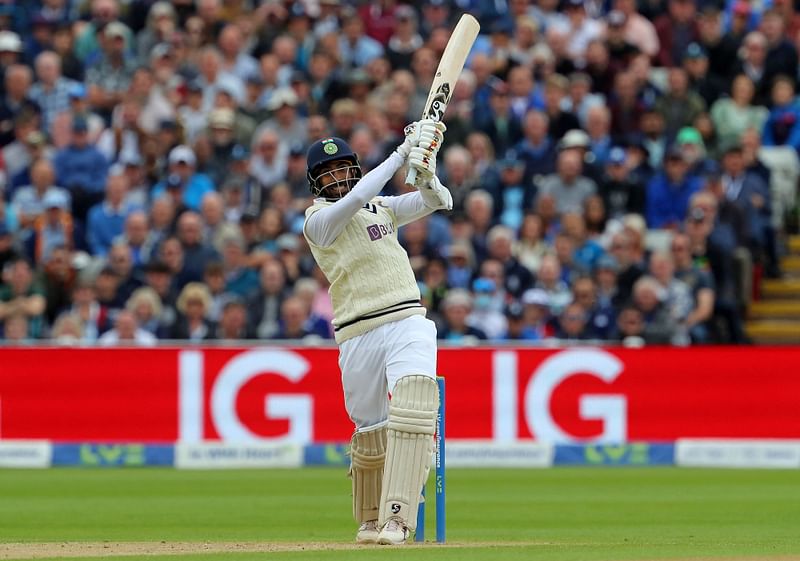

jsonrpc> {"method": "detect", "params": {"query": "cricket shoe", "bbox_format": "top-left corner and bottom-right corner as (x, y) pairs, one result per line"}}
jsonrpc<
(377, 517), (410, 545)
(356, 520), (380, 544)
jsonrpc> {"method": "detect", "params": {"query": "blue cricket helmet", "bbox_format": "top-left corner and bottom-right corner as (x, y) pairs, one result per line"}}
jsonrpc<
(306, 137), (362, 197)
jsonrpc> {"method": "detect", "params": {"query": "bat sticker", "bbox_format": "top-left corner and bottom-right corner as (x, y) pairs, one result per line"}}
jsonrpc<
(425, 83), (452, 121)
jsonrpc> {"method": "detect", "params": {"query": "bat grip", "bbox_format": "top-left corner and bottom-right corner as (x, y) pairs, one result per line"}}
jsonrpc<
(405, 166), (418, 188)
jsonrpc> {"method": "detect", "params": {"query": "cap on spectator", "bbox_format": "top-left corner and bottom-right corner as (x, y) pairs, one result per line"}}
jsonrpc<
(209, 107), (235, 129)
(490, 18), (514, 34)
(689, 207), (706, 222)
(43, 190), (68, 210)
(522, 288), (549, 307)
(240, 209), (259, 223)
(289, 142), (306, 157)
(320, 0), (340, 5)
(472, 277), (496, 293)
(151, 42), (172, 61)
(32, 12), (57, 28)
(624, 133), (650, 158)
(558, 129), (590, 150)
(594, 254), (620, 272)
(665, 145), (686, 161)
(267, 88), (299, 111)
(231, 144), (249, 161)
(168, 145), (196, 166)
(608, 146), (627, 165)
(145, 260), (172, 275)
(721, 141), (744, 155)
(347, 68), (373, 86)
(565, 0), (585, 9)
(151, 1), (175, 18)
(499, 149), (524, 168)
(166, 173), (182, 188)
(217, 77), (244, 104)
(277, 233), (300, 252)
(489, 78), (509, 96)
(428, 0), (449, 7)
(69, 83), (87, 99)
(104, 21), (127, 39)
(0, 31), (22, 53)
(684, 42), (707, 60)
(395, 5), (417, 21)
(70, 251), (91, 270)
(120, 152), (143, 166)
(443, 288), (472, 309)
(506, 301), (524, 319)
(223, 176), (245, 192)
(677, 126), (703, 146)
(26, 130), (46, 146)
(246, 72), (265, 86)
(290, 70), (308, 84)
(733, 0), (751, 15)
(72, 116), (89, 133)
(289, 1), (310, 18)
(186, 79), (203, 93)
(607, 9), (626, 27)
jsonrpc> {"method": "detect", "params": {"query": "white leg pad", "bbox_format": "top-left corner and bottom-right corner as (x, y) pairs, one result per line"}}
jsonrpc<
(349, 425), (387, 523)
(379, 375), (438, 530)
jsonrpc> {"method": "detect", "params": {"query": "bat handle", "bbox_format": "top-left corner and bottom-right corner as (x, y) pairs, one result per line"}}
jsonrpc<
(405, 166), (418, 188)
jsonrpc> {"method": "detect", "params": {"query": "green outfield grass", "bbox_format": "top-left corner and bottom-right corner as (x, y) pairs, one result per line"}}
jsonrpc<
(1, 467), (799, 561)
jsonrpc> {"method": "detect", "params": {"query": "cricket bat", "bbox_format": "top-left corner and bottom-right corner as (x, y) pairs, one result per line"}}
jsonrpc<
(406, 13), (480, 187)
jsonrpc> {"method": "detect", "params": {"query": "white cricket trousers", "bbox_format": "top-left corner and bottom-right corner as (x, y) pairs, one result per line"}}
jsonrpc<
(338, 314), (438, 431)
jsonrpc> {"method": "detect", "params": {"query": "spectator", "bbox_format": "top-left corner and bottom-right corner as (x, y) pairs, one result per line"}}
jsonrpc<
(68, 278), (106, 341)
(151, 146), (214, 211)
(710, 75), (769, 152)
(107, 241), (144, 305)
(26, 190), (78, 265)
(519, 287), (553, 338)
(535, 254), (572, 315)
(631, 275), (680, 345)
(555, 301), (590, 340)
(28, 50), (79, 133)
(763, 76), (800, 155)
(438, 288), (487, 343)
(86, 172), (137, 257)
(125, 286), (163, 337)
(646, 147), (702, 229)
(612, 0), (660, 58)
(12, 158), (71, 233)
(86, 22), (136, 121)
(220, 233), (258, 298)
(0, 258), (46, 339)
(0, 64), (39, 147)
(99, 308), (157, 346)
(598, 147), (646, 219)
(274, 295), (315, 340)
(537, 149), (598, 215)
(53, 115), (109, 220)
(655, 67), (707, 138)
(214, 295), (254, 339)
(38, 245), (75, 324)
(670, 232), (715, 343)
(654, 0), (699, 67)
(248, 259), (290, 339)
(171, 281), (215, 341)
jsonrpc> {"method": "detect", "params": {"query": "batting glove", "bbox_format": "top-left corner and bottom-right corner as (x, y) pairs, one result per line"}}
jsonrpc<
(419, 174), (453, 211)
(395, 121), (421, 159)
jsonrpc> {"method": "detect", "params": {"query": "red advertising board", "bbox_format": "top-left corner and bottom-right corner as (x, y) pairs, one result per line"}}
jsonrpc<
(1, 346), (799, 443)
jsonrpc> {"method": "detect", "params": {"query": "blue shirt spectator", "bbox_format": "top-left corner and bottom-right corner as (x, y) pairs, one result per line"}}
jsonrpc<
(53, 117), (109, 194)
(86, 173), (140, 257)
(646, 150), (703, 228)
(151, 145), (214, 211)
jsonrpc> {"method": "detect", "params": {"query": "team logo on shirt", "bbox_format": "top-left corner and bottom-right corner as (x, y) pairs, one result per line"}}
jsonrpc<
(367, 222), (395, 241)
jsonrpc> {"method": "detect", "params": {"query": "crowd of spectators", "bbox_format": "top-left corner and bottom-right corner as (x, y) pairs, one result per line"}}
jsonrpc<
(1, 0), (799, 346)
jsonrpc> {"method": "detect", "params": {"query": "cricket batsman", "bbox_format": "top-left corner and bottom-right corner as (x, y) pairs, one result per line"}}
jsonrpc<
(302, 119), (451, 545)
